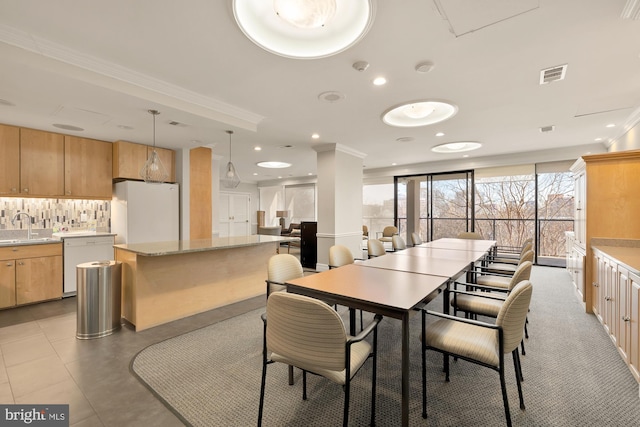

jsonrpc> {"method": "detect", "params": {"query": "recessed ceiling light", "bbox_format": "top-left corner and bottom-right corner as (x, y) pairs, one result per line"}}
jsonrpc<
(253, 172), (258, 176)
(308, 172), (313, 176)
(233, 0), (375, 59)
(318, 91), (346, 103)
(431, 141), (482, 153)
(52, 123), (84, 132)
(278, 176), (283, 179)
(373, 76), (387, 86)
(415, 61), (435, 74)
(463, 154), (469, 158)
(382, 100), (457, 128)
(118, 125), (135, 130)
(254, 146), (262, 151)
(595, 137), (603, 142)
(391, 163), (397, 166)
(257, 161), (292, 168)
(435, 132), (445, 137)
(311, 133), (320, 139)
(396, 136), (414, 143)
(606, 123), (616, 128)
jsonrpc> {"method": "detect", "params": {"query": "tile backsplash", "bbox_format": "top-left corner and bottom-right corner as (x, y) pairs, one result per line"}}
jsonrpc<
(0, 198), (110, 238)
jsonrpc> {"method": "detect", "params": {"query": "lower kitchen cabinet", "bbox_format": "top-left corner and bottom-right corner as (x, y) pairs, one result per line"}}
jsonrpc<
(592, 246), (640, 383)
(0, 243), (62, 308)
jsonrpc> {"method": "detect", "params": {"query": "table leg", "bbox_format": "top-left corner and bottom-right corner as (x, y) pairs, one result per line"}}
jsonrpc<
(349, 308), (356, 336)
(401, 312), (409, 426)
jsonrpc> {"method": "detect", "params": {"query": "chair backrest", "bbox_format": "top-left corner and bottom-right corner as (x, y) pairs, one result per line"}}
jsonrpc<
(517, 250), (534, 266)
(496, 280), (533, 353)
(258, 226), (282, 236)
(457, 231), (483, 240)
(507, 261), (532, 290)
(411, 232), (423, 246)
(329, 245), (354, 268)
(519, 242), (533, 257)
(268, 254), (303, 284)
(267, 292), (347, 372)
(382, 226), (398, 238)
(367, 239), (386, 257)
(392, 235), (406, 251)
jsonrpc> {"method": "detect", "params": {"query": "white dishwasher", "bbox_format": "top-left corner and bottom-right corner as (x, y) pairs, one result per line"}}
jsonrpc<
(58, 234), (115, 296)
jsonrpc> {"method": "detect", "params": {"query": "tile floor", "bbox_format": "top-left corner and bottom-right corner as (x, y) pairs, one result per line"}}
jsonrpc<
(0, 294), (265, 426)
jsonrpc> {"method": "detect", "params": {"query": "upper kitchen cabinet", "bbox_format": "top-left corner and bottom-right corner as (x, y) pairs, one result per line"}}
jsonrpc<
(64, 136), (113, 199)
(0, 124), (20, 195)
(20, 128), (65, 197)
(112, 140), (176, 183)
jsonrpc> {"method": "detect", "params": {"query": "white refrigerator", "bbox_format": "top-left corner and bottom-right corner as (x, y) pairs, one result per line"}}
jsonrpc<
(112, 181), (180, 244)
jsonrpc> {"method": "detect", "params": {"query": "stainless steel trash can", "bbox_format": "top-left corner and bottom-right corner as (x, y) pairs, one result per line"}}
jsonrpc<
(76, 260), (122, 339)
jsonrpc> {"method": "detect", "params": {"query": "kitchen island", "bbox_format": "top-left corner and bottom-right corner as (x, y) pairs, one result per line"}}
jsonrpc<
(114, 235), (293, 331)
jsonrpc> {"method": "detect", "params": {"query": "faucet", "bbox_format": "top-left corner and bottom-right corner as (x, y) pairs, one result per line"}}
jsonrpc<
(11, 212), (34, 240)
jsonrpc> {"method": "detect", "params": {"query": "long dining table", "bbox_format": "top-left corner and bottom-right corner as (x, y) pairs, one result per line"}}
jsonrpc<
(285, 237), (496, 426)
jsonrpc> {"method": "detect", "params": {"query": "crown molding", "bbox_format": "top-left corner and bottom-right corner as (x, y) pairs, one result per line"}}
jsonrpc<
(0, 24), (264, 129)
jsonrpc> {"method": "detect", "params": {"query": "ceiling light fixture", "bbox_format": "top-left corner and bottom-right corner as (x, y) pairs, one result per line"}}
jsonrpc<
(435, 132), (445, 137)
(254, 146), (262, 151)
(606, 123), (616, 128)
(139, 110), (169, 184)
(222, 130), (241, 188)
(312, 133), (320, 139)
(257, 161), (292, 169)
(373, 76), (387, 86)
(431, 141), (482, 153)
(233, 0), (375, 59)
(383, 100), (457, 128)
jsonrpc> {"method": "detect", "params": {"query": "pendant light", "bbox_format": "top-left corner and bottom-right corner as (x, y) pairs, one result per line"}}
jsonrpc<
(222, 130), (241, 188)
(140, 109), (169, 183)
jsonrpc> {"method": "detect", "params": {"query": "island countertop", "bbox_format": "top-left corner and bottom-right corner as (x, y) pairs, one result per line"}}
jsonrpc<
(114, 234), (295, 256)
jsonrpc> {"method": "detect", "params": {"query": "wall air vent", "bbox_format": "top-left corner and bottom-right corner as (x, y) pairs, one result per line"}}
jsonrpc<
(540, 125), (555, 133)
(539, 64), (567, 85)
(168, 120), (187, 127)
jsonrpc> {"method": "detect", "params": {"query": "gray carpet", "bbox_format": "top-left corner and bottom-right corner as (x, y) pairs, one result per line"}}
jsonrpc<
(131, 266), (640, 426)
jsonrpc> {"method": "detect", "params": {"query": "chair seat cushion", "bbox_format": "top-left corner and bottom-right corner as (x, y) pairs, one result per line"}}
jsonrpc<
(271, 339), (371, 385)
(452, 292), (505, 317)
(486, 263), (517, 274)
(476, 275), (511, 289)
(423, 318), (499, 367)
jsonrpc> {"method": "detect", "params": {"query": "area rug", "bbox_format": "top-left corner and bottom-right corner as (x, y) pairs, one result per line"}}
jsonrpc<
(131, 267), (640, 426)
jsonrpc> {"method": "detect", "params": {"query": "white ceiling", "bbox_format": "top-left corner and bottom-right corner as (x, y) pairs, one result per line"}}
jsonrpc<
(0, 0), (639, 183)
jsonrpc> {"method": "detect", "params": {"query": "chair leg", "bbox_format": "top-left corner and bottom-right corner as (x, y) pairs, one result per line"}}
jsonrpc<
(520, 338), (526, 356)
(499, 364), (513, 427)
(302, 370), (308, 400)
(513, 350), (526, 409)
(343, 377), (350, 427)
(288, 365), (294, 385)
(371, 325), (378, 426)
(524, 317), (529, 339)
(258, 360), (267, 427)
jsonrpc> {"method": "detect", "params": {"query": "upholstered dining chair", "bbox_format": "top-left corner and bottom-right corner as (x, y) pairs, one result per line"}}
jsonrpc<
(489, 241), (533, 265)
(452, 261), (533, 355)
(258, 292), (382, 427)
(456, 231), (483, 240)
(485, 249), (534, 276)
(367, 239), (386, 258)
(411, 232), (423, 246)
(379, 226), (398, 243)
(328, 245), (361, 269)
(421, 280), (533, 427)
(493, 238), (533, 260)
(392, 235), (407, 251)
(266, 254), (303, 298)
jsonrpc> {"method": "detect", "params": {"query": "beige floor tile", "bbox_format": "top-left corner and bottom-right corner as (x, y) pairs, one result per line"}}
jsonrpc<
(50, 336), (82, 365)
(0, 381), (14, 404)
(6, 354), (71, 398)
(15, 378), (96, 426)
(0, 333), (55, 367)
(0, 350), (8, 384)
(38, 313), (77, 342)
(71, 414), (104, 427)
(0, 321), (42, 345)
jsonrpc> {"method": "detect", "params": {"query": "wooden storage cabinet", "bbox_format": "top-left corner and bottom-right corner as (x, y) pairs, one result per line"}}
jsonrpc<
(19, 128), (65, 196)
(592, 247), (640, 382)
(64, 136), (113, 199)
(0, 243), (62, 308)
(0, 124), (20, 195)
(113, 140), (176, 183)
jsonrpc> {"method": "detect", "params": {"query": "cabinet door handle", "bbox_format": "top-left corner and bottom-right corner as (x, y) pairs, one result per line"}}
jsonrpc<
(604, 296), (611, 301)
(23, 188), (29, 193)
(5, 263), (12, 267)
(622, 316), (630, 322)
(18, 261), (24, 266)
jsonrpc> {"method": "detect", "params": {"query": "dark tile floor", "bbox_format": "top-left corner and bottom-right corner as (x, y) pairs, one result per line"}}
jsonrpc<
(0, 293), (266, 426)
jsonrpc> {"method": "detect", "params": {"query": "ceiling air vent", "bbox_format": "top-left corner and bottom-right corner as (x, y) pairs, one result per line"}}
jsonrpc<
(540, 125), (555, 133)
(168, 120), (187, 127)
(539, 64), (567, 85)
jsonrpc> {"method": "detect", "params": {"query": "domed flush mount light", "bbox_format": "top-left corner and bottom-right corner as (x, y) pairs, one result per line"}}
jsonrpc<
(382, 100), (457, 128)
(431, 142), (482, 153)
(257, 161), (292, 168)
(233, 0), (375, 59)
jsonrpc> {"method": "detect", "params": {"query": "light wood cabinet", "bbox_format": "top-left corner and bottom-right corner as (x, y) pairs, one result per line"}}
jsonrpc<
(20, 128), (65, 196)
(0, 124), (20, 195)
(592, 247), (640, 383)
(571, 151), (640, 313)
(113, 140), (176, 183)
(0, 260), (16, 309)
(0, 243), (62, 308)
(64, 136), (113, 199)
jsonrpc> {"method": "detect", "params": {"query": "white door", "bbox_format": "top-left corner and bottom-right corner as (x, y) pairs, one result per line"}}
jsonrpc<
(219, 192), (251, 237)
